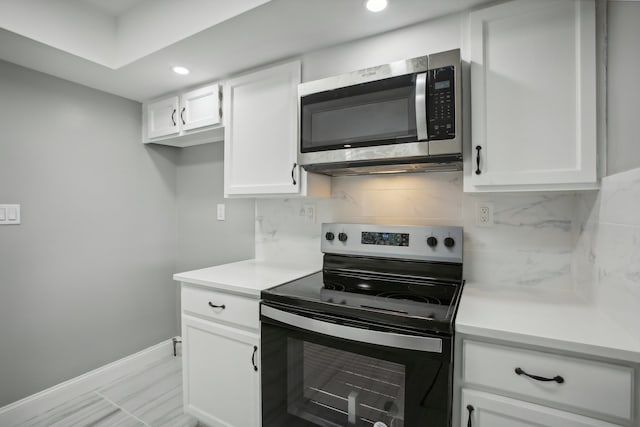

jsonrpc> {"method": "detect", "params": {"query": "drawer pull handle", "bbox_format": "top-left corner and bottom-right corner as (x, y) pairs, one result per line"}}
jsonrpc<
(475, 145), (482, 175)
(515, 367), (564, 384)
(251, 345), (258, 372)
(208, 302), (226, 310)
(466, 404), (474, 427)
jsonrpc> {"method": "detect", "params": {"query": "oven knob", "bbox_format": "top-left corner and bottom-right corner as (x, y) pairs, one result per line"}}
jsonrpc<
(426, 236), (438, 247)
(338, 232), (348, 242)
(325, 232), (335, 241)
(444, 237), (455, 248)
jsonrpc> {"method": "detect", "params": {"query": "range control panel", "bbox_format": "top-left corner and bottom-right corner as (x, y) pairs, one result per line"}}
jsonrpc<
(321, 223), (463, 263)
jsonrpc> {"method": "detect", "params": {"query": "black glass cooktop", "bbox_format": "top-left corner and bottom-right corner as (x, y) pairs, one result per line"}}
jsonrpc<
(262, 255), (464, 335)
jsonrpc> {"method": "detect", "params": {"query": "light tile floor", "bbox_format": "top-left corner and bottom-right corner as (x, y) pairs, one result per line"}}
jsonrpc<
(12, 356), (198, 427)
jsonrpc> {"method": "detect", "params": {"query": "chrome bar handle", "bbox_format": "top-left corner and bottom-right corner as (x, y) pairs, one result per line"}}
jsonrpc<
(347, 391), (359, 425)
(415, 72), (428, 141)
(261, 305), (442, 353)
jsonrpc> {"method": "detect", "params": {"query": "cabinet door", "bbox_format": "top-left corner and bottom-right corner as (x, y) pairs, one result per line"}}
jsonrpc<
(146, 96), (180, 139)
(181, 84), (221, 131)
(224, 61), (301, 195)
(461, 389), (623, 427)
(466, 0), (596, 191)
(182, 315), (260, 427)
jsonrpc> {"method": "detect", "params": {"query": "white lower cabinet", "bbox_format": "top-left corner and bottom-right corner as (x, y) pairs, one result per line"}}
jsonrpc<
(461, 390), (623, 427)
(181, 283), (261, 427)
(458, 339), (634, 427)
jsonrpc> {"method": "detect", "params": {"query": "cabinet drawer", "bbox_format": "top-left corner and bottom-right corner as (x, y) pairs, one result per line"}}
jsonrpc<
(461, 389), (624, 427)
(181, 285), (259, 330)
(463, 341), (634, 420)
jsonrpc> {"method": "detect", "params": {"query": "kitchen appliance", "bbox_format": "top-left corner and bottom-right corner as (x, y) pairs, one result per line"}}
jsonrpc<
(261, 223), (464, 427)
(298, 49), (461, 176)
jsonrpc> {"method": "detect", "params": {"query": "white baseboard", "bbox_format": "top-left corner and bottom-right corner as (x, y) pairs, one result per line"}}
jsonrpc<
(0, 337), (181, 426)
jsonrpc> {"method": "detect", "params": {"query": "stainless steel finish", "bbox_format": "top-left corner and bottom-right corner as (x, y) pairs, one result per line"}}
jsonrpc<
(321, 223), (464, 264)
(298, 55), (430, 97)
(304, 160), (462, 176)
(428, 49), (462, 156)
(415, 72), (428, 141)
(299, 141), (434, 171)
(261, 305), (443, 353)
(297, 49), (461, 176)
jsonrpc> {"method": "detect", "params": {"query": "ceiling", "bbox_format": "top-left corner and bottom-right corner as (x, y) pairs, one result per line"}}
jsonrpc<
(0, 0), (493, 102)
(82, 0), (145, 17)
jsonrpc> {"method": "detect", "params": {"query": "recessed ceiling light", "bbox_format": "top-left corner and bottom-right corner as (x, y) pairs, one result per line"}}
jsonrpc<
(366, 0), (388, 12)
(172, 66), (190, 75)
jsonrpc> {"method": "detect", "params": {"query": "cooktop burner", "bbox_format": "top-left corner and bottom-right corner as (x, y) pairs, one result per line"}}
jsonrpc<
(262, 223), (465, 335)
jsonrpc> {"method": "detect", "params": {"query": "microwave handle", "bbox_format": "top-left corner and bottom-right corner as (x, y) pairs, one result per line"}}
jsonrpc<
(415, 72), (429, 141)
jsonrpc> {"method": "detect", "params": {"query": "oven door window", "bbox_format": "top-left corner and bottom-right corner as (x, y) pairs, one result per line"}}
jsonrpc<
(262, 320), (451, 427)
(289, 339), (405, 427)
(300, 74), (418, 153)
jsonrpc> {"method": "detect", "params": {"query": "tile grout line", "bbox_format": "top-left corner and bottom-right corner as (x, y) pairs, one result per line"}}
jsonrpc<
(93, 390), (151, 427)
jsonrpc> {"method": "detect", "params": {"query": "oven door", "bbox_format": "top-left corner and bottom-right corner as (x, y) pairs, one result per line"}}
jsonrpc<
(261, 304), (452, 427)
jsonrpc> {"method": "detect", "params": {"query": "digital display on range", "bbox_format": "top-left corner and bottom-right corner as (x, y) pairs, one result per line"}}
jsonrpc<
(361, 232), (409, 246)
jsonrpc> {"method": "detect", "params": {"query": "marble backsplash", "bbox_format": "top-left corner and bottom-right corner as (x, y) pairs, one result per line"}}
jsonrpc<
(256, 172), (581, 290)
(573, 167), (640, 341)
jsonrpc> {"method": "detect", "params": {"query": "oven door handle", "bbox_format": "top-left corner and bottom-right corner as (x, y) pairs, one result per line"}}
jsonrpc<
(261, 305), (442, 353)
(415, 72), (429, 141)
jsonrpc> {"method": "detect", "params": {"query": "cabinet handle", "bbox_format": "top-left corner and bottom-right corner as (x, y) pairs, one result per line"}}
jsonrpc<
(208, 301), (226, 310)
(291, 163), (297, 186)
(475, 146), (482, 175)
(466, 404), (474, 427)
(515, 367), (564, 384)
(251, 345), (258, 372)
(171, 109), (176, 126)
(181, 107), (186, 125)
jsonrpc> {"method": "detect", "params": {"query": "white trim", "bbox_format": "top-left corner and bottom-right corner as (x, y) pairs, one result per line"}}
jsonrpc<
(0, 337), (180, 426)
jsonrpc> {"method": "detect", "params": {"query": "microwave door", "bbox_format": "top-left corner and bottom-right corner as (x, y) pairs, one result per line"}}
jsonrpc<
(415, 72), (429, 142)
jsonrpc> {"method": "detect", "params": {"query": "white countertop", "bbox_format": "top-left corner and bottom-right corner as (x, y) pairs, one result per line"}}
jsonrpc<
(456, 285), (640, 364)
(173, 258), (321, 297)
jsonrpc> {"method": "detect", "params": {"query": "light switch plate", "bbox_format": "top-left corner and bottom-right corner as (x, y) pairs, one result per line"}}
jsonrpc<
(0, 204), (20, 225)
(216, 203), (225, 221)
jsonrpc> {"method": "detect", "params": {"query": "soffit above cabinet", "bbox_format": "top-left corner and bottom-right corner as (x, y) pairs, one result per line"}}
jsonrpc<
(0, 0), (494, 102)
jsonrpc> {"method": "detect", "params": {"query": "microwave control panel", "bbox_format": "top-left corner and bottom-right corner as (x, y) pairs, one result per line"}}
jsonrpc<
(427, 66), (456, 141)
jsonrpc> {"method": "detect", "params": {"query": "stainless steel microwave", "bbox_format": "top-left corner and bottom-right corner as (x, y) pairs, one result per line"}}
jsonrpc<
(298, 49), (461, 176)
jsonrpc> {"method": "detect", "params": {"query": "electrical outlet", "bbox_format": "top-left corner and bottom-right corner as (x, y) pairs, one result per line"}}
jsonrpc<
(216, 203), (225, 221)
(476, 202), (494, 226)
(303, 203), (316, 224)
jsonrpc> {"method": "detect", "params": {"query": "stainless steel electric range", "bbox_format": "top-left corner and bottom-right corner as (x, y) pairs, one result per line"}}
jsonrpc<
(260, 223), (464, 427)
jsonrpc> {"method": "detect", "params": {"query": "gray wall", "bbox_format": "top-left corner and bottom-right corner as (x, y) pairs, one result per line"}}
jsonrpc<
(174, 143), (255, 333)
(0, 60), (179, 406)
(607, 1), (640, 175)
(175, 143), (254, 273)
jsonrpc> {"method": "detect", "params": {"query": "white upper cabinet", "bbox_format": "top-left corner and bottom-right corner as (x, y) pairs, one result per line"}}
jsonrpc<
(465, 0), (597, 192)
(143, 83), (223, 147)
(181, 85), (222, 131)
(223, 60), (330, 197)
(146, 96), (179, 139)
